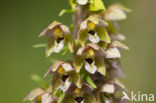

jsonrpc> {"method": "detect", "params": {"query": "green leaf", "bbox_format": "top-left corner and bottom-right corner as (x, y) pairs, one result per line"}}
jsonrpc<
(58, 9), (75, 17)
(97, 27), (110, 43)
(31, 74), (49, 89)
(58, 93), (65, 103)
(86, 76), (97, 88)
(33, 43), (46, 48)
(89, 0), (105, 11)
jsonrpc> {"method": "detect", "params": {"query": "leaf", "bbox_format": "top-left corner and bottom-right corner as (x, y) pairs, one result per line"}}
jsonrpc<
(31, 74), (49, 89)
(86, 76), (97, 88)
(89, 0), (105, 11)
(58, 93), (65, 103)
(33, 43), (46, 48)
(97, 27), (110, 43)
(58, 9), (75, 17)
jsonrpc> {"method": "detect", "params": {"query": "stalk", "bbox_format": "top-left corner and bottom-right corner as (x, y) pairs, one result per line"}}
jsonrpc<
(24, 0), (131, 103)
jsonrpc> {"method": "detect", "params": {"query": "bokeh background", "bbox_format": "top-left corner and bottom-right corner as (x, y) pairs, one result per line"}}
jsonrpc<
(0, 0), (156, 103)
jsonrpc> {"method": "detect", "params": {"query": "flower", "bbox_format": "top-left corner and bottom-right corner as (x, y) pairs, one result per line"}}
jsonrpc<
(39, 21), (74, 57)
(59, 74), (72, 92)
(104, 3), (131, 21)
(74, 43), (106, 76)
(44, 60), (74, 93)
(24, 88), (57, 103)
(78, 15), (110, 47)
(62, 83), (95, 103)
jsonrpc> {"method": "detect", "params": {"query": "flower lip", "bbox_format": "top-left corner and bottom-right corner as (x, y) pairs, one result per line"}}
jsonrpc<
(88, 30), (95, 36)
(61, 74), (69, 82)
(85, 58), (93, 65)
(75, 97), (84, 103)
(56, 37), (64, 43)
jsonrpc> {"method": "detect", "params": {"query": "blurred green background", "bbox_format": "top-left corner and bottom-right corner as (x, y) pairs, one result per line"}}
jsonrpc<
(0, 0), (156, 103)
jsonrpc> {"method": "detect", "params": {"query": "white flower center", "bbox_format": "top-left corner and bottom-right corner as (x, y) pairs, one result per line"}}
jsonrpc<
(53, 37), (64, 53)
(88, 30), (100, 43)
(85, 58), (97, 74)
(60, 75), (71, 92)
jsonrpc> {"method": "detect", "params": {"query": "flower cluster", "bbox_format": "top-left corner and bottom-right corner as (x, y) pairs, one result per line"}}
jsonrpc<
(25, 0), (130, 103)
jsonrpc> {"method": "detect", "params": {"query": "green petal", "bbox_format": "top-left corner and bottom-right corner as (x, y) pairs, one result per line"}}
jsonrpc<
(95, 57), (106, 76)
(78, 30), (88, 47)
(73, 55), (84, 73)
(52, 75), (61, 95)
(106, 21), (118, 35)
(97, 27), (110, 43)
(65, 34), (74, 53)
(84, 93), (96, 103)
(98, 41), (108, 50)
(86, 76), (97, 89)
(89, 0), (105, 11)
(76, 74), (82, 88)
(97, 65), (106, 76)
(46, 37), (55, 57)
